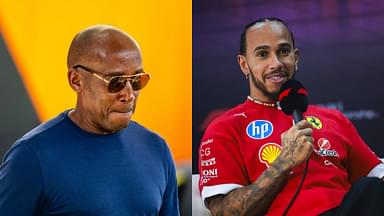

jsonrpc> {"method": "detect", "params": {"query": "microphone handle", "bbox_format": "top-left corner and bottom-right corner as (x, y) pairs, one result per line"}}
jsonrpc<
(292, 109), (303, 124)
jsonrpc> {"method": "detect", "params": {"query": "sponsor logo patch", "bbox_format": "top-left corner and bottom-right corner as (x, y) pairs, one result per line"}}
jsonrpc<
(324, 159), (335, 166)
(315, 138), (339, 157)
(200, 168), (218, 184)
(259, 143), (281, 167)
(201, 158), (216, 166)
(202, 168), (218, 176)
(305, 116), (322, 129)
(233, 112), (247, 118)
(201, 138), (213, 146)
(246, 120), (273, 139)
(200, 138), (213, 157)
(200, 147), (211, 157)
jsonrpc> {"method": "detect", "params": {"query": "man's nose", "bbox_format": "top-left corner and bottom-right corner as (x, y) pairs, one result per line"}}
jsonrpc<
(269, 54), (283, 70)
(118, 81), (135, 102)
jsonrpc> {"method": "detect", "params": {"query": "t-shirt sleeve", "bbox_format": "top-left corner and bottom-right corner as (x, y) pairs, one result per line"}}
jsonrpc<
(340, 115), (381, 183)
(159, 143), (180, 216)
(198, 119), (247, 202)
(0, 142), (43, 215)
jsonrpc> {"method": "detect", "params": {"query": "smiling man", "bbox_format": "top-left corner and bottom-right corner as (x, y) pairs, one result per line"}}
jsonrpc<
(198, 18), (384, 216)
(238, 19), (297, 102)
(0, 25), (179, 215)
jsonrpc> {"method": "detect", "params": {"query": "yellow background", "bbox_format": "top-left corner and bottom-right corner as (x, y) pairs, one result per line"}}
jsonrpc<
(0, 0), (191, 163)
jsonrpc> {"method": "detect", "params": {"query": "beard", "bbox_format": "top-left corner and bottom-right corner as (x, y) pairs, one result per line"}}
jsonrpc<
(248, 67), (296, 101)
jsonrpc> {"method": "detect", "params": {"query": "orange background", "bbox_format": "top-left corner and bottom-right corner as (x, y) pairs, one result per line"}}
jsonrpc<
(0, 0), (191, 163)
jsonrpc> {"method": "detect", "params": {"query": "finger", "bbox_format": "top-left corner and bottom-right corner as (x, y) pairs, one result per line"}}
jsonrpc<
(296, 127), (313, 137)
(303, 139), (314, 153)
(295, 120), (313, 130)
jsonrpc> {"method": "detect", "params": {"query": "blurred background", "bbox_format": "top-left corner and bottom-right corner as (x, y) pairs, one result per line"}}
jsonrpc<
(0, 0), (191, 215)
(193, 0), (384, 175)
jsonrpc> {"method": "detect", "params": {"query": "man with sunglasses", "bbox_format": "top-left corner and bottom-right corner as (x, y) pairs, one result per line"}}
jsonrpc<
(198, 18), (384, 216)
(0, 25), (179, 215)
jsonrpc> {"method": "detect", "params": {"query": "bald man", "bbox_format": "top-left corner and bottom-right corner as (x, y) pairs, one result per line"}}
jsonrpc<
(0, 25), (180, 215)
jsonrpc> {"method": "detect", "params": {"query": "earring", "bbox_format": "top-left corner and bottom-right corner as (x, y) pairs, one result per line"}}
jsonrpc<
(295, 64), (298, 71)
(245, 74), (249, 79)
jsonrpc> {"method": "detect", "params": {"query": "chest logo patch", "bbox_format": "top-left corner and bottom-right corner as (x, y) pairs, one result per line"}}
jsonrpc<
(305, 116), (322, 129)
(316, 138), (339, 157)
(246, 120), (273, 139)
(259, 143), (281, 167)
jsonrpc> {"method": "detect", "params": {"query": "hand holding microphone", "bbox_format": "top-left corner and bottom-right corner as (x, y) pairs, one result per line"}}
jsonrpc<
(274, 79), (314, 170)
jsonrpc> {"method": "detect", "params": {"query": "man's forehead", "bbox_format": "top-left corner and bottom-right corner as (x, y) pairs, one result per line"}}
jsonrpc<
(84, 48), (143, 76)
(109, 49), (142, 69)
(93, 48), (141, 61)
(115, 50), (142, 60)
(247, 21), (293, 46)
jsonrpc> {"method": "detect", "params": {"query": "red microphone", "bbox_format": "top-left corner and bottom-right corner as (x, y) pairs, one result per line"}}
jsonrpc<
(278, 79), (309, 124)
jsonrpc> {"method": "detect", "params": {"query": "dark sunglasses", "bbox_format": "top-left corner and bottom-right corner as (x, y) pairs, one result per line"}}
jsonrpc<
(72, 64), (150, 93)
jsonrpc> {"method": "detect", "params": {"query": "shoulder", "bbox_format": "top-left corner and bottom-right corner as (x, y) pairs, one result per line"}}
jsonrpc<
(307, 105), (348, 120)
(3, 112), (69, 160)
(16, 111), (69, 145)
(207, 103), (248, 130)
(307, 105), (351, 126)
(1, 139), (43, 186)
(199, 103), (250, 146)
(3, 140), (37, 163)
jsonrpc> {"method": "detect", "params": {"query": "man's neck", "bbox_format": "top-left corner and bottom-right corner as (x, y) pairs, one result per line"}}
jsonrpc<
(68, 109), (112, 135)
(249, 92), (277, 104)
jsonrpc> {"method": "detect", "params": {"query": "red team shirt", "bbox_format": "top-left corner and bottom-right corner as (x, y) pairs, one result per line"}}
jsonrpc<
(199, 99), (381, 216)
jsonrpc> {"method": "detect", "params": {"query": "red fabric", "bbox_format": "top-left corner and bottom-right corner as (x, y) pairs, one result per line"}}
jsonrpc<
(198, 99), (381, 216)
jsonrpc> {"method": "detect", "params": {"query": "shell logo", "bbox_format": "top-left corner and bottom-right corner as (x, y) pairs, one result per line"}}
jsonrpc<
(259, 143), (281, 167)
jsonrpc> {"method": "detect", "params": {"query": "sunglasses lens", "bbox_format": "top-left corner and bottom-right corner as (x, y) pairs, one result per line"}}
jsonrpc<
(108, 74), (150, 93)
(108, 77), (127, 93)
(131, 74), (150, 91)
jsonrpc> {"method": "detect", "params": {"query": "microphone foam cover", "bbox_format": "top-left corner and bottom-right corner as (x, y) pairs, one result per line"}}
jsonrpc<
(278, 79), (308, 115)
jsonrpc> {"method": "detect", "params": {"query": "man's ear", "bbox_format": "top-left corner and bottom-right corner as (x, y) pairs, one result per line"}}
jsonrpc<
(237, 54), (250, 78)
(68, 69), (82, 93)
(294, 48), (300, 70)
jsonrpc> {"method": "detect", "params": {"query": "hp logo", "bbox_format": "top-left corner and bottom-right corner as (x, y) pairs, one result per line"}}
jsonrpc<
(246, 120), (273, 139)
